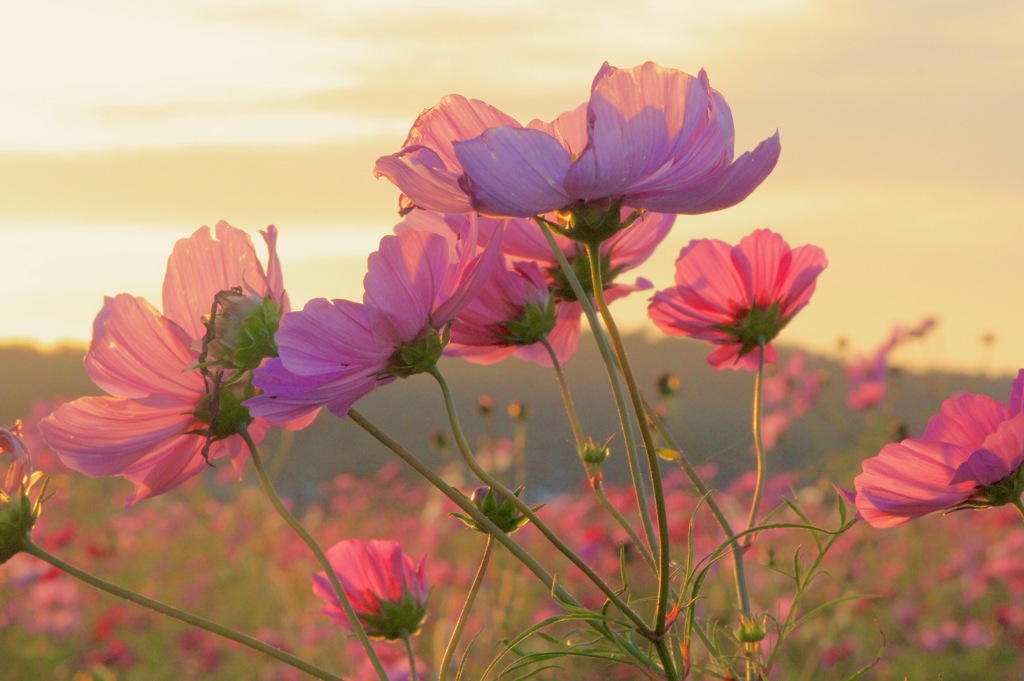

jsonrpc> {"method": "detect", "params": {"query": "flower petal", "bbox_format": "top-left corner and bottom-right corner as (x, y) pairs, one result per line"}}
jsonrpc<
(84, 294), (202, 399)
(161, 222), (269, 339)
(456, 127), (573, 216)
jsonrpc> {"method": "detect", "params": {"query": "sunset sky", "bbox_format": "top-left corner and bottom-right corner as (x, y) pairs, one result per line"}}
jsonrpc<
(3, 0), (1022, 375)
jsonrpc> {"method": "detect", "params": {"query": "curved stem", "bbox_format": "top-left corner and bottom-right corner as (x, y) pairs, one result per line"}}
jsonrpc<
(346, 409), (652, 667)
(20, 539), (344, 681)
(745, 340), (768, 535)
(439, 535), (493, 681)
(241, 429), (388, 681)
(427, 365), (653, 638)
(583, 243), (673, 659)
(534, 218), (657, 556)
(401, 630), (420, 681)
(541, 336), (586, 447)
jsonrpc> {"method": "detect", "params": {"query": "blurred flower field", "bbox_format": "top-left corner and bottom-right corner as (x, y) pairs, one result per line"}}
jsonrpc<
(3, 381), (1023, 680)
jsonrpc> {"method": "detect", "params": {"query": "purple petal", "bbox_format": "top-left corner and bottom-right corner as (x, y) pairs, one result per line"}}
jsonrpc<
(456, 127), (572, 217)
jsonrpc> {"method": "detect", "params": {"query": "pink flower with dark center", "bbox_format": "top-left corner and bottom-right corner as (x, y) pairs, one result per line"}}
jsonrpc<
(648, 229), (827, 371)
(852, 370), (1024, 527)
(247, 225), (500, 422)
(39, 223), (309, 506)
(375, 62), (779, 220)
(312, 539), (428, 641)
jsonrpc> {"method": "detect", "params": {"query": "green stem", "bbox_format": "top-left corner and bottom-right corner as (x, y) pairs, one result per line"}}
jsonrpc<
(534, 217), (658, 556)
(745, 340), (768, 535)
(401, 630), (419, 681)
(427, 365), (653, 638)
(592, 478), (657, 574)
(438, 536), (493, 681)
(346, 409), (653, 669)
(541, 336), (586, 447)
(241, 429), (388, 681)
(20, 539), (343, 681)
(584, 243), (673, 663)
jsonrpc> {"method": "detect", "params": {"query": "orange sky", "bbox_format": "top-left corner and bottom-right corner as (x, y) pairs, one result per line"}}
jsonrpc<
(3, 0), (1022, 375)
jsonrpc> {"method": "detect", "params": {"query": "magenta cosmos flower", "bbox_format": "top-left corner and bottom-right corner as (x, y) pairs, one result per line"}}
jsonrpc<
(852, 370), (1024, 528)
(375, 61), (780, 220)
(648, 229), (827, 371)
(39, 223), (311, 506)
(246, 224), (500, 422)
(312, 539), (428, 640)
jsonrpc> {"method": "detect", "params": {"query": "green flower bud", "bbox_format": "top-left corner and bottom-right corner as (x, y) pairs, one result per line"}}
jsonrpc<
(204, 288), (283, 371)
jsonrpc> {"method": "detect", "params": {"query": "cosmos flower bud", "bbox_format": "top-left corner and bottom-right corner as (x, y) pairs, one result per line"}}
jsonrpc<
(579, 439), (611, 483)
(452, 486), (530, 534)
(0, 424), (45, 565)
(204, 288), (283, 372)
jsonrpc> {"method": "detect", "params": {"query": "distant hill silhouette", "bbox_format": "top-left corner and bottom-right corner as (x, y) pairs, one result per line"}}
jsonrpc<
(0, 336), (1011, 503)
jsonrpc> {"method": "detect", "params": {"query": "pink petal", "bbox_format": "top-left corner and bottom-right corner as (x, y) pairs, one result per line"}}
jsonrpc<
(456, 127), (573, 216)
(373, 146), (476, 214)
(854, 439), (975, 527)
(39, 396), (197, 478)
(161, 222), (270, 339)
(84, 294), (202, 400)
(921, 393), (1010, 449)
(275, 299), (385, 377)
(363, 230), (451, 345)
(633, 131), (781, 214)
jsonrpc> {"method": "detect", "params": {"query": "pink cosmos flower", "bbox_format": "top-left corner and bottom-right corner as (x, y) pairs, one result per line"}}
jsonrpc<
(439, 208), (674, 366)
(39, 223), (310, 506)
(246, 225), (500, 422)
(312, 539), (428, 641)
(852, 370), (1024, 527)
(375, 62), (780, 219)
(648, 229), (827, 370)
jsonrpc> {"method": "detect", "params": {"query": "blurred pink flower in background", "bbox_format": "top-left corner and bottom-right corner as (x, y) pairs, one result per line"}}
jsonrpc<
(39, 223), (309, 505)
(845, 317), (938, 410)
(248, 225), (500, 422)
(852, 370), (1024, 527)
(375, 62), (779, 219)
(760, 352), (826, 451)
(648, 229), (827, 371)
(312, 539), (429, 641)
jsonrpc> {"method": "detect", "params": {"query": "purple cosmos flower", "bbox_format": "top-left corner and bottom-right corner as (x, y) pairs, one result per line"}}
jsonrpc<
(375, 62), (779, 219)
(247, 224), (501, 422)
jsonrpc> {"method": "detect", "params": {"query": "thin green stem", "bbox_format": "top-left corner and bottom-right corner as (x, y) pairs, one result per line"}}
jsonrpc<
(241, 429), (388, 681)
(745, 340), (768, 535)
(584, 243), (673, 662)
(427, 365), (653, 638)
(534, 217), (657, 556)
(541, 336), (586, 447)
(439, 535), (493, 681)
(543, 336), (656, 573)
(401, 630), (419, 681)
(20, 539), (343, 681)
(346, 409), (653, 668)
